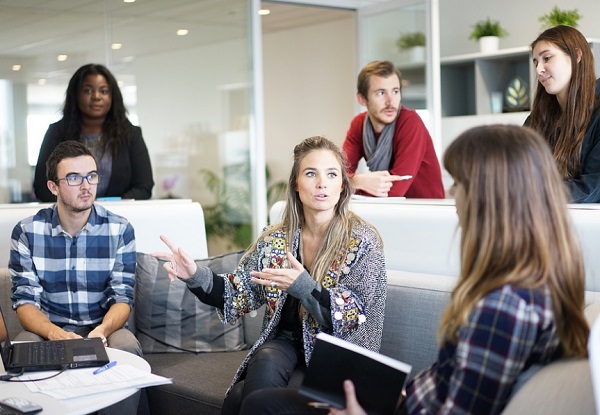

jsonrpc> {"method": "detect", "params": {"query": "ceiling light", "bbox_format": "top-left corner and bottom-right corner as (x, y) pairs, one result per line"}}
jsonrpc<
(176, 29), (189, 36)
(112, 43), (122, 50)
(118, 80), (125, 88)
(258, 9), (270, 16)
(38, 79), (47, 85)
(57, 54), (68, 62)
(12, 64), (21, 71)
(123, 0), (135, 3)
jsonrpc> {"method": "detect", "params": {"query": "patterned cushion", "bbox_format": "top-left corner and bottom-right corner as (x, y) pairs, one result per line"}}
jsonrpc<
(134, 251), (246, 353)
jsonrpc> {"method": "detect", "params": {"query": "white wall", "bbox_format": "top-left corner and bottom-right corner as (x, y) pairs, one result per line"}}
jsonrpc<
(262, 17), (357, 186)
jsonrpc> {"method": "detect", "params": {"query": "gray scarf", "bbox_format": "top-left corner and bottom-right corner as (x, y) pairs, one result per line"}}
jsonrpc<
(362, 114), (396, 172)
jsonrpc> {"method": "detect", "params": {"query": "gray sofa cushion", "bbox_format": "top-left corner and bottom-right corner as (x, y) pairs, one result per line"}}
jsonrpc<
(135, 251), (246, 353)
(0, 268), (21, 337)
(144, 350), (249, 415)
(381, 271), (454, 379)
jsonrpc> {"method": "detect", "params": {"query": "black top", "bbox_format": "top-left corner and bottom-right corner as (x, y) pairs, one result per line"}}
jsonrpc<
(524, 79), (600, 203)
(33, 120), (154, 201)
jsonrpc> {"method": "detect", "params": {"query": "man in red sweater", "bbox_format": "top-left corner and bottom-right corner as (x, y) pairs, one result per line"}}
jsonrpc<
(343, 60), (444, 198)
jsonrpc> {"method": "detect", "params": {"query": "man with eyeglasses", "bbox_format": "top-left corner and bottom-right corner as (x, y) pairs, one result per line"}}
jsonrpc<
(8, 141), (141, 358)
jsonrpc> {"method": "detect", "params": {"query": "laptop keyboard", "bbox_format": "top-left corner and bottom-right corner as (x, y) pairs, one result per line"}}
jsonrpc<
(27, 341), (67, 365)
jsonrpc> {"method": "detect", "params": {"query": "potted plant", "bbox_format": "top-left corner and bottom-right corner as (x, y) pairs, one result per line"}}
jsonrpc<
(396, 32), (426, 62)
(469, 17), (508, 53)
(199, 163), (286, 255)
(539, 6), (580, 29)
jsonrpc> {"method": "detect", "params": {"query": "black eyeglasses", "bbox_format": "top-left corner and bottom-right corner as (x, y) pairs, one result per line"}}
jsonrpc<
(56, 173), (100, 186)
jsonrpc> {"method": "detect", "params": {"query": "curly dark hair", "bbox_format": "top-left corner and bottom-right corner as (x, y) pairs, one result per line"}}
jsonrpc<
(62, 63), (133, 156)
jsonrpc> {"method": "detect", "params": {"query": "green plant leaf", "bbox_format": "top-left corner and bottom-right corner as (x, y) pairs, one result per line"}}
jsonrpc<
(539, 6), (580, 29)
(396, 32), (426, 50)
(469, 17), (508, 40)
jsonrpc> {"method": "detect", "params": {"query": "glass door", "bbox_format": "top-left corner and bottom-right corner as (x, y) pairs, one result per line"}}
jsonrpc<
(357, 0), (441, 154)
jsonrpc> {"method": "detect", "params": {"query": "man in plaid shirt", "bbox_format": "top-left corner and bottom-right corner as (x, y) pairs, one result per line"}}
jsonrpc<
(9, 141), (141, 357)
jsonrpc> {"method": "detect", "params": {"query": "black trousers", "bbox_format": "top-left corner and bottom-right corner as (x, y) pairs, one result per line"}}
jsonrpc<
(240, 387), (327, 415)
(221, 334), (305, 415)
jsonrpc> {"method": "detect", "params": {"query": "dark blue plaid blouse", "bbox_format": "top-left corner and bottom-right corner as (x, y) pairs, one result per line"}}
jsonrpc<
(405, 284), (561, 415)
(9, 204), (136, 328)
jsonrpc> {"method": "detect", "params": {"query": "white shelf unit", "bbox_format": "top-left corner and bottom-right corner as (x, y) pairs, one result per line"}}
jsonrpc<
(440, 46), (532, 117)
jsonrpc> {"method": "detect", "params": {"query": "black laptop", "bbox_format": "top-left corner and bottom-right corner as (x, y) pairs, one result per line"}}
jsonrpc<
(0, 303), (109, 373)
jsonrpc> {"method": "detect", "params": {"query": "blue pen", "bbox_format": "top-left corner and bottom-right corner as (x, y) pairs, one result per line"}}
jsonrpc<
(93, 361), (117, 375)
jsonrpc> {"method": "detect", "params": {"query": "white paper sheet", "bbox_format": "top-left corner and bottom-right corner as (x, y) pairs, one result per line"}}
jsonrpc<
(21, 364), (172, 400)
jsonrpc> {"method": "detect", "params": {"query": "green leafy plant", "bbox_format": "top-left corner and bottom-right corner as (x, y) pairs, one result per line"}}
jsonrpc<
(539, 6), (580, 29)
(200, 165), (252, 251)
(396, 32), (426, 51)
(200, 163), (286, 252)
(469, 17), (508, 40)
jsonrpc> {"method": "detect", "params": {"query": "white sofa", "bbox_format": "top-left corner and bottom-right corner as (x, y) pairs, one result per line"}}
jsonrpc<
(271, 198), (600, 300)
(0, 199), (208, 266)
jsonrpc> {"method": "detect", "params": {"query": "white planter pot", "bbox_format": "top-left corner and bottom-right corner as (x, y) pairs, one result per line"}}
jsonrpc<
(409, 46), (425, 62)
(479, 36), (499, 53)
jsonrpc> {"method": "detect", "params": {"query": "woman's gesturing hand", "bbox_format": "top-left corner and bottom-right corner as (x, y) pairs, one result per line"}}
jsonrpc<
(151, 234), (198, 281)
(250, 252), (304, 291)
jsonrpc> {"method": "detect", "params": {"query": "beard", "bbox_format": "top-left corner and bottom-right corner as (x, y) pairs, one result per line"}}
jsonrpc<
(58, 192), (94, 213)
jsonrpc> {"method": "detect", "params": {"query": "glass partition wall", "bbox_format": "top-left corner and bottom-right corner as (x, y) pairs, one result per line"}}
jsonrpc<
(0, 0), (264, 255)
(357, 0), (441, 155)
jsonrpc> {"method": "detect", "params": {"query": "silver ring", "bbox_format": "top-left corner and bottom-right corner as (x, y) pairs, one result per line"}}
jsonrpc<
(270, 281), (277, 288)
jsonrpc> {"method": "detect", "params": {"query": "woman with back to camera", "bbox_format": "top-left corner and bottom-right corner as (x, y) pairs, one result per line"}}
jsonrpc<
(33, 63), (154, 202)
(240, 125), (590, 415)
(153, 136), (387, 414)
(527, 25), (600, 202)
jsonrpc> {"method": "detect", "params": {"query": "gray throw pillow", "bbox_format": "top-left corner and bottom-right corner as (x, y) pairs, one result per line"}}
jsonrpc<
(134, 251), (246, 353)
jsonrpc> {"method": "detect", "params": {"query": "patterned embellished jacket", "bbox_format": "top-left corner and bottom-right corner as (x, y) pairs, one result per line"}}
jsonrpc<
(218, 218), (387, 395)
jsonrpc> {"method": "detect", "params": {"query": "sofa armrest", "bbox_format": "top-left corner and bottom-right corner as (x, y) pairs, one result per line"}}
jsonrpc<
(502, 359), (594, 414)
(0, 268), (22, 336)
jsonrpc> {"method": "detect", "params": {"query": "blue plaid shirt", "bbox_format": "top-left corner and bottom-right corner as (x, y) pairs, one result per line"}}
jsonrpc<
(405, 284), (561, 415)
(9, 204), (136, 328)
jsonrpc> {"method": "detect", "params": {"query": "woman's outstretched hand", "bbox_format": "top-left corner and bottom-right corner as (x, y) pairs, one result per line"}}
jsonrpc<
(151, 235), (198, 281)
(250, 251), (304, 291)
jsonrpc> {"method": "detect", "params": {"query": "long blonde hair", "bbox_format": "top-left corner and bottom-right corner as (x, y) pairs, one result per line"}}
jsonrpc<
(248, 136), (361, 284)
(441, 125), (588, 358)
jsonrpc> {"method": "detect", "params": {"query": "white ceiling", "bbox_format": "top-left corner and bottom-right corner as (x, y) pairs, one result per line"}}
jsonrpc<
(0, 0), (382, 86)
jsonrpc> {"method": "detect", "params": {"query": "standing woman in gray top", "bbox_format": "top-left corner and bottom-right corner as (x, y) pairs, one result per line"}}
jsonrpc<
(33, 63), (154, 201)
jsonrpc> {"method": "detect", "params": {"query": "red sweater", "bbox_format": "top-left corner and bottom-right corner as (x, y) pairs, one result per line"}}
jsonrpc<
(343, 107), (445, 198)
